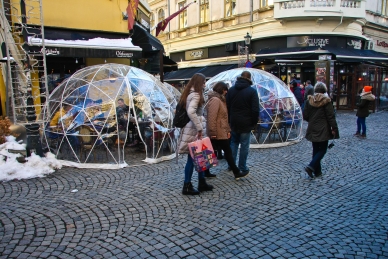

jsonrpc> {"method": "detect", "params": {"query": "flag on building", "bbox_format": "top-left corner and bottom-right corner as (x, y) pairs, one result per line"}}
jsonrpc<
(155, 2), (194, 37)
(127, 0), (140, 31)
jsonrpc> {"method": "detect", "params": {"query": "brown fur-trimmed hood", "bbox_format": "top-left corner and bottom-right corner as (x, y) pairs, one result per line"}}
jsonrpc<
(307, 93), (331, 108)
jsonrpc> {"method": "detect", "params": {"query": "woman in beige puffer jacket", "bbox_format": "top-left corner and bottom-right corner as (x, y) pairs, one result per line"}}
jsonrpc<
(177, 73), (213, 195)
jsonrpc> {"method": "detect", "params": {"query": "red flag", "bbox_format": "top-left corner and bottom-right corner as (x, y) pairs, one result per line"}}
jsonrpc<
(155, 2), (194, 37)
(127, 0), (139, 31)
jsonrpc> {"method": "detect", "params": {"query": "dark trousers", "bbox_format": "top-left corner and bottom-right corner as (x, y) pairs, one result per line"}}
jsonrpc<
(210, 139), (240, 174)
(357, 117), (366, 134)
(308, 140), (328, 174)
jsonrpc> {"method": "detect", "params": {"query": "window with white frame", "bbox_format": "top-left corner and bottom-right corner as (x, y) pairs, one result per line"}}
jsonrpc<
(261, 0), (268, 8)
(179, 1), (188, 29)
(382, 0), (388, 16)
(200, 0), (209, 23)
(225, 0), (236, 17)
(158, 9), (165, 23)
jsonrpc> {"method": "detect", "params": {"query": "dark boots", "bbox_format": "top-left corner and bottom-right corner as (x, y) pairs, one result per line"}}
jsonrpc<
(204, 169), (216, 178)
(182, 182), (200, 195)
(233, 171), (249, 180)
(198, 178), (214, 192)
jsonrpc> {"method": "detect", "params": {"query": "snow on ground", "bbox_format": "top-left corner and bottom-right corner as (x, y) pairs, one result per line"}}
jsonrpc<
(0, 136), (62, 181)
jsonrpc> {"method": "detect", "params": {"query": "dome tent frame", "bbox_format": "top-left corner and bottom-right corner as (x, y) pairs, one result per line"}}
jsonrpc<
(205, 68), (303, 148)
(41, 64), (180, 168)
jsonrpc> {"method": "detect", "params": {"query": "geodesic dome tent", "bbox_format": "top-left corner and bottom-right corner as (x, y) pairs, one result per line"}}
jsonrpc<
(205, 68), (303, 148)
(41, 64), (179, 168)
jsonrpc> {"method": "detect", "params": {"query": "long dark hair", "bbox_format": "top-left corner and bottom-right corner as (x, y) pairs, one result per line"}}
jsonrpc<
(178, 73), (206, 107)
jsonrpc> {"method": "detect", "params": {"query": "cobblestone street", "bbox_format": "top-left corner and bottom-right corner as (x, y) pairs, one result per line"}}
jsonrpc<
(1, 110), (388, 259)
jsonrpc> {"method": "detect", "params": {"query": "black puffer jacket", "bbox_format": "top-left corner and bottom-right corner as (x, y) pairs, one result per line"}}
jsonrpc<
(303, 93), (339, 142)
(226, 77), (259, 133)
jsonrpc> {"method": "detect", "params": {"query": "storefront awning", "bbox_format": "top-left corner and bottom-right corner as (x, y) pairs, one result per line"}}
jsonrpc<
(28, 37), (142, 58)
(255, 46), (324, 60)
(255, 46), (388, 64)
(131, 23), (164, 52)
(163, 64), (238, 82)
(323, 46), (388, 63)
(164, 67), (205, 82)
(163, 56), (177, 73)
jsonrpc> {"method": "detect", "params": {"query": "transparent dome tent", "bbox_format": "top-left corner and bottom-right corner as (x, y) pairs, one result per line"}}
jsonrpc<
(205, 68), (303, 148)
(41, 64), (180, 168)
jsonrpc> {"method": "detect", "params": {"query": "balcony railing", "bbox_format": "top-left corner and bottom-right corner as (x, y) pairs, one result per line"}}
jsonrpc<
(279, 0), (361, 8)
(274, 0), (365, 19)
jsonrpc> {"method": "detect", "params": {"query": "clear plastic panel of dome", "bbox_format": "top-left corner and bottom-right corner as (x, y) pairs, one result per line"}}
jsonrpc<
(205, 67), (303, 148)
(42, 64), (179, 168)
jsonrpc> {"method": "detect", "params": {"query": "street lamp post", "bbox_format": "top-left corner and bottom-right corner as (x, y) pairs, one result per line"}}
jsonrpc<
(244, 32), (252, 63)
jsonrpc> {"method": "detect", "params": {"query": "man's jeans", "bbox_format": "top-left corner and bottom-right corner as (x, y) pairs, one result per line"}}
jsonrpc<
(357, 117), (366, 134)
(230, 131), (251, 172)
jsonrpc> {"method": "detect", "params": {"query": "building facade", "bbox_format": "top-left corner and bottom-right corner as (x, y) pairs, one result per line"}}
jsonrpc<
(0, 0), (166, 118)
(148, 0), (388, 111)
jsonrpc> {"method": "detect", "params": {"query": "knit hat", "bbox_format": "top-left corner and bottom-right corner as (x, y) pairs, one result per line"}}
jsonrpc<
(364, 86), (372, 92)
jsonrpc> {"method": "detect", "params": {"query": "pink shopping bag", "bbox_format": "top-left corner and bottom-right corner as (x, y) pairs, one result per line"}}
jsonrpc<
(188, 137), (218, 172)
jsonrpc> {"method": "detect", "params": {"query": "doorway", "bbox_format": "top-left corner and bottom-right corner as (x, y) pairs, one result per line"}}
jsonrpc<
(335, 73), (354, 110)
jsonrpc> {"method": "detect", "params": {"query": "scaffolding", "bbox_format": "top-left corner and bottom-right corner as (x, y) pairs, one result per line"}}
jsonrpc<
(1, 0), (48, 123)
(1, 0), (48, 155)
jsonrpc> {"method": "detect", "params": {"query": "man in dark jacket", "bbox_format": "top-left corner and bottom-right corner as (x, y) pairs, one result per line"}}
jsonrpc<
(293, 82), (304, 106)
(303, 80), (314, 110)
(226, 71), (259, 176)
(304, 80), (314, 101)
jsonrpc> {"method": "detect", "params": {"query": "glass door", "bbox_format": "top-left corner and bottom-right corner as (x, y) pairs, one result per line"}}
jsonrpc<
(337, 74), (353, 109)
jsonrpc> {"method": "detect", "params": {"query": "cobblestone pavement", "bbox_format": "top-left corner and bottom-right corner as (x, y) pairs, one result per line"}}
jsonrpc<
(1, 110), (388, 259)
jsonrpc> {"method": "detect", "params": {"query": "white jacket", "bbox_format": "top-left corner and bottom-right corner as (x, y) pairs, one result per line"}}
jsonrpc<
(177, 89), (206, 154)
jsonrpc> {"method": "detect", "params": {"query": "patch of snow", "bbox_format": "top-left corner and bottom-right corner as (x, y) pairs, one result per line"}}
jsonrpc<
(0, 136), (62, 182)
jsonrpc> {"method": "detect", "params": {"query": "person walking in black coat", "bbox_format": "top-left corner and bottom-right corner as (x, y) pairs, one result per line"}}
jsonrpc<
(303, 82), (339, 178)
(293, 82), (304, 107)
(226, 71), (259, 175)
(354, 86), (375, 139)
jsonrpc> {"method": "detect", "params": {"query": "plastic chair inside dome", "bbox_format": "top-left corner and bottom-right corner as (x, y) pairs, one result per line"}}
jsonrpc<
(257, 108), (284, 143)
(283, 109), (301, 129)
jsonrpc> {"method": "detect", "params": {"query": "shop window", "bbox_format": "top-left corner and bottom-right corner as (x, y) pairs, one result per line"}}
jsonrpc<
(179, 1), (188, 29)
(225, 0), (236, 18)
(200, 0), (209, 23)
(158, 9), (165, 23)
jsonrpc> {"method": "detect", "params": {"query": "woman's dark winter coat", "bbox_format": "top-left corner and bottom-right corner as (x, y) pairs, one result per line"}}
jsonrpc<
(303, 93), (339, 142)
(356, 91), (375, 118)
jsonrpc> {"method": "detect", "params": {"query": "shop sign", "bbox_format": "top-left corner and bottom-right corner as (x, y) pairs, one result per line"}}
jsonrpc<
(245, 61), (253, 68)
(44, 48), (60, 56)
(116, 51), (134, 58)
(347, 39), (362, 49)
(185, 48), (208, 60)
(377, 40), (388, 48)
(287, 36), (333, 48)
(319, 55), (332, 60)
